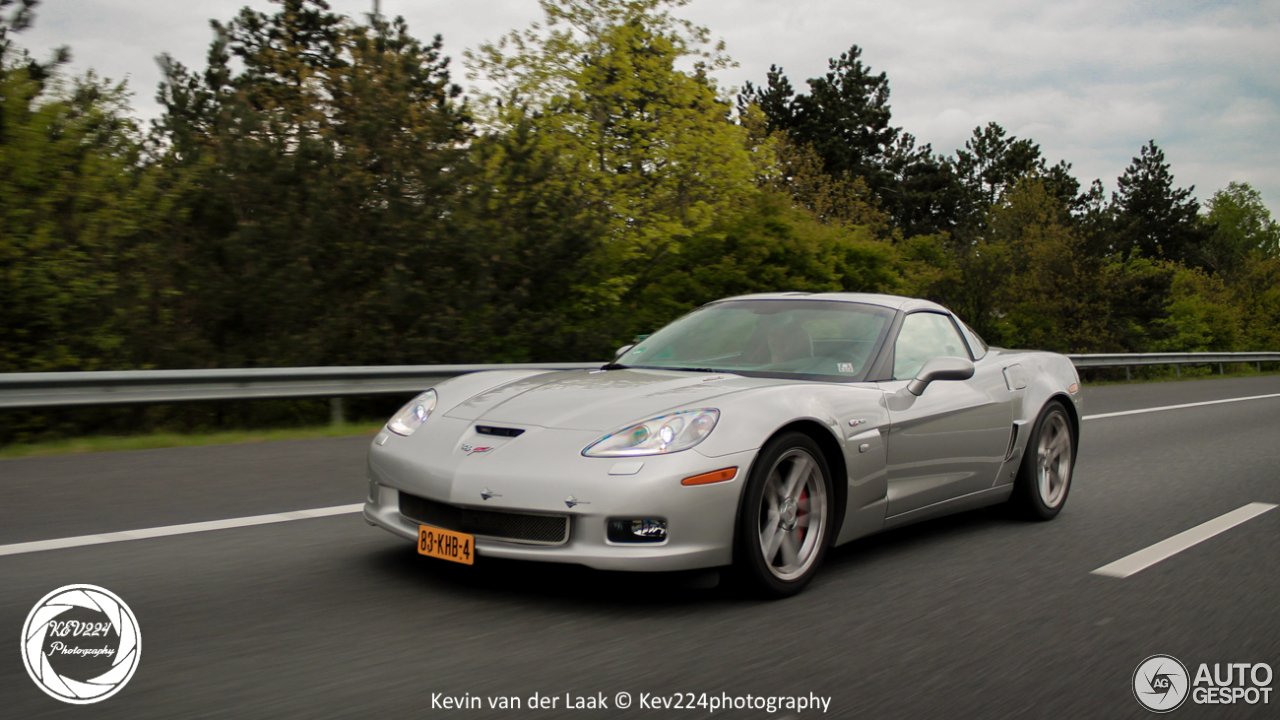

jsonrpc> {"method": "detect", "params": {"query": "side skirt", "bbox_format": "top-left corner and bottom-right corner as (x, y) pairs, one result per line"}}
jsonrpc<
(834, 497), (887, 546)
(881, 485), (1014, 531)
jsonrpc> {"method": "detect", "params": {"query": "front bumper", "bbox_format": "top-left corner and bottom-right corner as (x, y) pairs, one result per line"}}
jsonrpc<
(363, 422), (754, 572)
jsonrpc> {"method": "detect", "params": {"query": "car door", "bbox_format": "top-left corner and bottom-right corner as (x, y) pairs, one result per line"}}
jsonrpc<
(880, 311), (1013, 518)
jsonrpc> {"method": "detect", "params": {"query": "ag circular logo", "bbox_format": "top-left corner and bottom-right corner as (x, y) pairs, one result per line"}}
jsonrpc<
(20, 584), (141, 704)
(1134, 654), (1189, 713)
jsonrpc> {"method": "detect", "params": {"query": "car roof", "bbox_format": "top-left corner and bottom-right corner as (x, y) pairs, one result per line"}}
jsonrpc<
(709, 292), (951, 314)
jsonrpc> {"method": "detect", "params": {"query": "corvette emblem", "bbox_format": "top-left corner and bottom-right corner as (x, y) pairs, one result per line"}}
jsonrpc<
(480, 488), (502, 501)
(564, 495), (589, 509)
(460, 444), (493, 455)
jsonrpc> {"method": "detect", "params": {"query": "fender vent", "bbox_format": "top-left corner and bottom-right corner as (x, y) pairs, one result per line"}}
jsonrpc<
(1004, 424), (1020, 462)
(476, 425), (525, 437)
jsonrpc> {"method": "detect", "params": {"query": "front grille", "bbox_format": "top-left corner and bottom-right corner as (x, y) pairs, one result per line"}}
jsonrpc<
(399, 492), (570, 545)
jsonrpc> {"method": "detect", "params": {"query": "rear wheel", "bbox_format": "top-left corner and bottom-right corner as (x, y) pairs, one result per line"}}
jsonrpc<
(734, 432), (834, 597)
(1009, 401), (1075, 520)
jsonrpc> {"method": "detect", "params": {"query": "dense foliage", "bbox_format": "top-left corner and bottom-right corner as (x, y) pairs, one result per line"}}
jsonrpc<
(2, 0), (1277, 438)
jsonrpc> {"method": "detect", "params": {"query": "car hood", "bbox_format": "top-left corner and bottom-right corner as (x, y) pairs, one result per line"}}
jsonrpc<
(442, 368), (791, 431)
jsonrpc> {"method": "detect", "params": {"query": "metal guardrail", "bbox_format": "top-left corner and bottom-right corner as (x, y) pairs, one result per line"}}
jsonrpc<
(1067, 351), (1280, 381)
(1066, 352), (1280, 369)
(0, 363), (601, 411)
(0, 353), (1276, 413)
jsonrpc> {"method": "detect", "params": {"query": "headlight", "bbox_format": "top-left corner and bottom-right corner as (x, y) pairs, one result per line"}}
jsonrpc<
(387, 390), (437, 436)
(583, 409), (720, 457)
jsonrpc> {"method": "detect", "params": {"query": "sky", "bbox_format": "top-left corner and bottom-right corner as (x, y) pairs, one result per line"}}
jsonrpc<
(13, 0), (1280, 215)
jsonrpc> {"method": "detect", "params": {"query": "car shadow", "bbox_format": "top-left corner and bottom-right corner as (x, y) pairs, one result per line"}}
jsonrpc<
(365, 543), (730, 609)
(824, 506), (1026, 569)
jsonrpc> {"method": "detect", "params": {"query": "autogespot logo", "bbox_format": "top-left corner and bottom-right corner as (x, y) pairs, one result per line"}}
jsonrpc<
(21, 584), (141, 704)
(1134, 655), (1190, 713)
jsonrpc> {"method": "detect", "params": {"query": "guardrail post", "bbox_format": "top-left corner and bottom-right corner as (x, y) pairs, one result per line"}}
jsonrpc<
(1125, 366), (1131, 381)
(1219, 363), (1224, 375)
(1258, 362), (1263, 372)
(330, 397), (344, 428)
(1175, 365), (1180, 378)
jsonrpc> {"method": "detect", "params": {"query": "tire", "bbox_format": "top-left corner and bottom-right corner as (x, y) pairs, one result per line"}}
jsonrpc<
(733, 432), (835, 598)
(1009, 401), (1075, 520)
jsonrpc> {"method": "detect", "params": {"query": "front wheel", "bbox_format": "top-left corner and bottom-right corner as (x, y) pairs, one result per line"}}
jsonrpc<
(1009, 401), (1075, 520)
(734, 432), (834, 597)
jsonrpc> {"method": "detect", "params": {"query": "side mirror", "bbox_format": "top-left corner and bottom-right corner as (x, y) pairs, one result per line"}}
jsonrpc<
(614, 344), (634, 359)
(907, 356), (975, 396)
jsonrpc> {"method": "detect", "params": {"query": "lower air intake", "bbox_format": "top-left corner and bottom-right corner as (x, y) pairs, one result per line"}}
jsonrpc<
(400, 493), (570, 545)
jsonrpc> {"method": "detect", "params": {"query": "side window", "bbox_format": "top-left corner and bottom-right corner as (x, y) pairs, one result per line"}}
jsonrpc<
(892, 312), (970, 380)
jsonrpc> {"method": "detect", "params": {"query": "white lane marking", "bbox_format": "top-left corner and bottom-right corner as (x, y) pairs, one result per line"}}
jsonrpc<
(1083, 391), (1280, 420)
(0, 504), (363, 558)
(1092, 502), (1277, 578)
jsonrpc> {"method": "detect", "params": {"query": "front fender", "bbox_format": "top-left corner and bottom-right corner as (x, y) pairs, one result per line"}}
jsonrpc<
(695, 382), (891, 545)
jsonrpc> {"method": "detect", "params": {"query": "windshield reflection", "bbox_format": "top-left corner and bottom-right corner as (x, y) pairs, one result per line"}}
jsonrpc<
(618, 300), (894, 382)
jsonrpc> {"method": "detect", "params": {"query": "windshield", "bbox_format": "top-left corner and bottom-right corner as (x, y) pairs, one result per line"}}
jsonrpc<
(617, 299), (895, 382)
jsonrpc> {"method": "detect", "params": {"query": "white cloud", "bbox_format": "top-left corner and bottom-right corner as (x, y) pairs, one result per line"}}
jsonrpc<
(14, 0), (1280, 213)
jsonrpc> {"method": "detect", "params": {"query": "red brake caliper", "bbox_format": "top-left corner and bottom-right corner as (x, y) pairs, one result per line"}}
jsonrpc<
(797, 487), (808, 541)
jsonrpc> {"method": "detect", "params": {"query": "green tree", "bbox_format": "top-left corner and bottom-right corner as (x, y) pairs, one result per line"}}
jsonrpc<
(953, 122), (1079, 220)
(1092, 254), (1177, 353)
(467, 0), (759, 320)
(785, 45), (897, 187)
(1112, 140), (1210, 266)
(737, 64), (794, 135)
(444, 111), (608, 361)
(882, 135), (966, 238)
(0, 1), (169, 372)
(1198, 181), (1279, 277)
(0, 0), (67, 84)
(1151, 266), (1239, 352)
(1200, 184), (1280, 353)
(936, 178), (1087, 349)
(625, 190), (909, 336)
(926, 176), (1177, 354)
(153, 0), (473, 367)
(740, 46), (964, 235)
(1229, 254), (1280, 351)
(750, 122), (891, 237)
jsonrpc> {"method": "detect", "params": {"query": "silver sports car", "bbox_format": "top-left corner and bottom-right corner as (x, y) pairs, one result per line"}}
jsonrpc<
(363, 293), (1082, 596)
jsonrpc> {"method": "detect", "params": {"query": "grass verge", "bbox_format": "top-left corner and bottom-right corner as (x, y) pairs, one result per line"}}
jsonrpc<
(0, 421), (385, 460)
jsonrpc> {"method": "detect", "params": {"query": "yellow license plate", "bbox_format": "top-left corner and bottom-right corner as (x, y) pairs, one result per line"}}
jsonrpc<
(417, 525), (475, 565)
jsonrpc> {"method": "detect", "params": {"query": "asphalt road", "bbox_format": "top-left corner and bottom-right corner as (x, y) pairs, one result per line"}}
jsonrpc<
(2, 375), (1278, 719)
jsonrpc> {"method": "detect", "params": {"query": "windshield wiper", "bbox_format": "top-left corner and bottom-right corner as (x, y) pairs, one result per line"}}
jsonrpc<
(602, 364), (734, 374)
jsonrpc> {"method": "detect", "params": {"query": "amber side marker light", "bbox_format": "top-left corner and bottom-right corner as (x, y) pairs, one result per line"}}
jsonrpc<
(681, 467), (738, 486)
